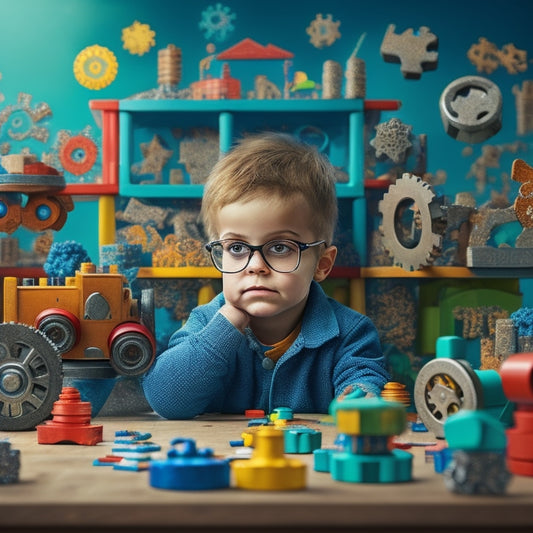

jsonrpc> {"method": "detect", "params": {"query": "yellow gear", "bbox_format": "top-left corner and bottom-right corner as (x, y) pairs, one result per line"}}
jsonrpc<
(73, 45), (118, 90)
(122, 20), (155, 56)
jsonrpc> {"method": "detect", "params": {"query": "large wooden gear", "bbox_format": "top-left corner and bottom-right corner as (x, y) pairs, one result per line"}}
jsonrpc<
(378, 173), (444, 271)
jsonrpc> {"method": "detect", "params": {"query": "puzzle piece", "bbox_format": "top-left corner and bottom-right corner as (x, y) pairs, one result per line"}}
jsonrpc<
(134, 135), (173, 182)
(497, 43), (528, 75)
(467, 37), (500, 74)
(380, 24), (438, 79)
(513, 81), (533, 136)
(512, 159), (533, 246)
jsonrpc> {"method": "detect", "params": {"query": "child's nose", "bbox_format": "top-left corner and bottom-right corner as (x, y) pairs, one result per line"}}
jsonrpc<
(247, 250), (270, 272)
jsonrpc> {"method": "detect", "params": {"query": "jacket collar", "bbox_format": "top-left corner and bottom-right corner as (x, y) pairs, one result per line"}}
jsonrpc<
(299, 281), (340, 347)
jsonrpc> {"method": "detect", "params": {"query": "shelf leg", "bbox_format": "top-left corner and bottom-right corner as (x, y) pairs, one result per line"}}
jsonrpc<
(98, 195), (116, 246)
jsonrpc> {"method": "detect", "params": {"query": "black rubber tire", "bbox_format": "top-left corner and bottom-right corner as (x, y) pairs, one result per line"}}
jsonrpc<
(0, 323), (63, 431)
(110, 331), (154, 377)
(37, 313), (77, 353)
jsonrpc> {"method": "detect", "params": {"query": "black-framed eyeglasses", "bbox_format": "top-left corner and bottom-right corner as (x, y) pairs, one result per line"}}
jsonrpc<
(205, 239), (326, 274)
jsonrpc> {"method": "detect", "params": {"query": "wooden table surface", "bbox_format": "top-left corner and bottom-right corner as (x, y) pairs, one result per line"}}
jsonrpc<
(1, 412), (532, 533)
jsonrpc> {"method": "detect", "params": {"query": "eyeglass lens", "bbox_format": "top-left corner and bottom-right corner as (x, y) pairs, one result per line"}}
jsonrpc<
(211, 240), (301, 273)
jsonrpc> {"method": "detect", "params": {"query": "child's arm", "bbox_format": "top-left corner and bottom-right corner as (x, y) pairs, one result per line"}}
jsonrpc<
(142, 302), (244, 419)
(332, 313), (390, 400)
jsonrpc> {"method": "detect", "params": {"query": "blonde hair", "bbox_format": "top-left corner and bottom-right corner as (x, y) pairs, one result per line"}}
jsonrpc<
(201, 132), (338, 243)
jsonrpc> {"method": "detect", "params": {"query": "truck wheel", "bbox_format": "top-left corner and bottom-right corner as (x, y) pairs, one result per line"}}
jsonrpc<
(109, 326), (155, 377)
(0, 323), (63, 431)
(35, 309), (80, 354)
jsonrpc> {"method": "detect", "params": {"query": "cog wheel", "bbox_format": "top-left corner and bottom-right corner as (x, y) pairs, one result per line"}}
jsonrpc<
(199, 3), (236, 42)
(378, 173), (443, 271)
(306, 13), (341, 49)
(73, 45), (118, 90)
(122, 20), (156, 56)
(58, 133), (98, 176)
(414, 358), (483, 438)
(0, 92), (52, 143)
(0, 322), (63, 431)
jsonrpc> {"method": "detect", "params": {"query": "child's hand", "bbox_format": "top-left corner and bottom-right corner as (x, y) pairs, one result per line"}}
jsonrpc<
(219, 303), (250, 333)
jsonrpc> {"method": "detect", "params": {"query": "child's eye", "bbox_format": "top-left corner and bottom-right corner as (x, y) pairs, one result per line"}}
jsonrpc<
(227, 242), (249, 256)
(269, 241), (296, 255)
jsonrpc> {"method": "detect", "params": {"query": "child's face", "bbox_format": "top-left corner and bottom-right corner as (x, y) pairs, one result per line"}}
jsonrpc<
(214, 195), (334, 333)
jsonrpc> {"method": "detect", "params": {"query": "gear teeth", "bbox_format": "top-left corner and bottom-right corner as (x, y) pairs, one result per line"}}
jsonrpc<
(378, 172), (444, 271)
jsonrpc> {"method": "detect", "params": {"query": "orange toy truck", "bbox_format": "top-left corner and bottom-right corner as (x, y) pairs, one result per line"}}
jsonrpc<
(0, 262), (155, 430)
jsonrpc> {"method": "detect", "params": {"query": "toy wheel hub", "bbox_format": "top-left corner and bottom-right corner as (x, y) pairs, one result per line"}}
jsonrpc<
(121, 346), (144, 366)
(427, 382), (461, 416)
(414, 358), (482, 438)
(0, 365), (28, 396)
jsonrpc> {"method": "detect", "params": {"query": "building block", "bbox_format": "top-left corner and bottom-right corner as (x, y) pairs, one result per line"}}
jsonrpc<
(245, 409), (265, 418)
(270, 406), (294, 422)
(499, 353), (533, 476)
(330, 447), (413, 483)
(0, 441), (20, 484)
(231, 427), (306, 490)
(313, 448), (332, 472)
(284, 427), (322, 454)
(94, 431), (160, 469)
(330, 396), (407, 436)
(36, 387), (103, 445)
(443, 410), (511, 494)
(111, 434), (162, 471)
(444, 449), (511, 494)
(149, 438), (230, 490)
(444, 410), (507, 452)
(425, 444), (454, 474)
(319, 396), (413, 483)
(247, 417), (269, 427)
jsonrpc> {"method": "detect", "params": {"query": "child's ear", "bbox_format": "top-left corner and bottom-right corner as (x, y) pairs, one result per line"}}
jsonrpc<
(314, 245), (337, 282)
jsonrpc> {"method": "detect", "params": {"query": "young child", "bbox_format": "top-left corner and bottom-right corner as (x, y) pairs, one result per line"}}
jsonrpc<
(142, 132), (390, 419)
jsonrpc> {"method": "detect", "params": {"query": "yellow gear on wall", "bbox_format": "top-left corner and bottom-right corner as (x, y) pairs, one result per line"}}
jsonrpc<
(73, 45), (118, 90)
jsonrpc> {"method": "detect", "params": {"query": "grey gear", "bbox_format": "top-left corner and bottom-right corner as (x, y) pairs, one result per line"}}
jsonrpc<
(379, 173), (443, 271)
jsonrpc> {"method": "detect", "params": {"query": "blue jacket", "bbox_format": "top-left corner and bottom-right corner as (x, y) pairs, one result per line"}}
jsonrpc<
(142, 281), (389, 419)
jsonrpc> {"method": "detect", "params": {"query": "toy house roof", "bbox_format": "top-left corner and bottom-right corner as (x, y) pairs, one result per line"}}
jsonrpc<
(216, 38), (293, 60)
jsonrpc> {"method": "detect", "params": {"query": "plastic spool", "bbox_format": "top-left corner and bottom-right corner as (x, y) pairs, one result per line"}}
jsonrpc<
(158, 44), (182, 86)
(345, 56), (366, 99)
(322, 60), (342, 99)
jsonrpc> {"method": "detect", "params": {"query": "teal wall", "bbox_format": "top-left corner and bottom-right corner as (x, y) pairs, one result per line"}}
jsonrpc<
(1, 0), (532, 297)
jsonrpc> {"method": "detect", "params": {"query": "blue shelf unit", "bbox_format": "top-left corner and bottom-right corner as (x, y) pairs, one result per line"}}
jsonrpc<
(116, 98), (396, 266)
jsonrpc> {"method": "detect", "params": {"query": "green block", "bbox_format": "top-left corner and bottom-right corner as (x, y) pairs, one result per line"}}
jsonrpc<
(444, 410), (507, 451)
(330, 449), (413, 483)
